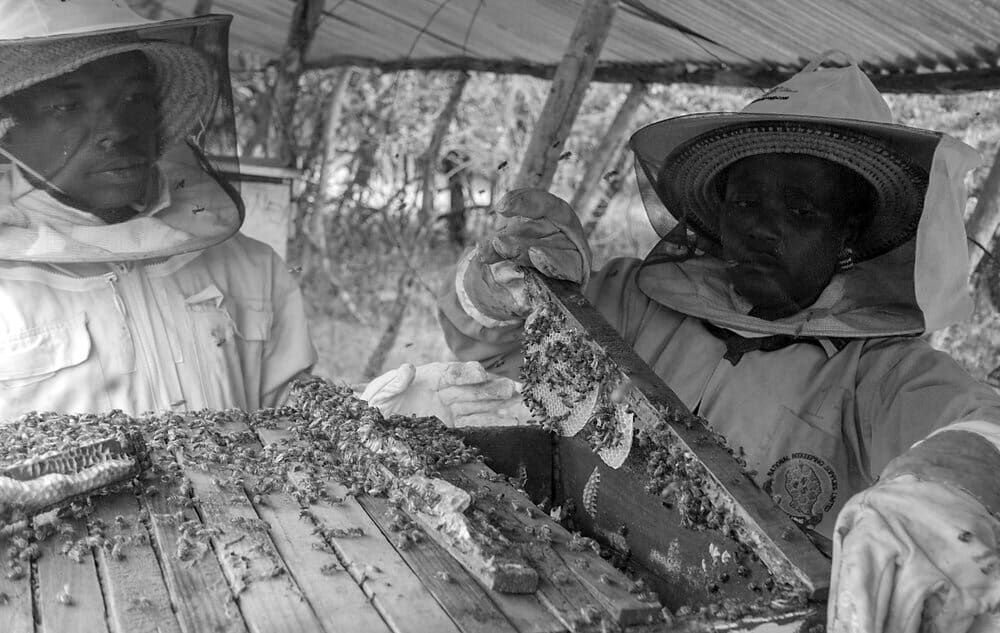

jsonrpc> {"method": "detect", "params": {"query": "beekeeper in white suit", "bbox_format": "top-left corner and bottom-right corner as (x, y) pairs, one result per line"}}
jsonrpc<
(371, 53), (1000, 632)
(0, 0), (316, 417)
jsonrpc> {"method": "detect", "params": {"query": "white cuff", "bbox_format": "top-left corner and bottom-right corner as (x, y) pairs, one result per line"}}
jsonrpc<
(924, 420), (1000, 454)
(455, 249), (523, 329)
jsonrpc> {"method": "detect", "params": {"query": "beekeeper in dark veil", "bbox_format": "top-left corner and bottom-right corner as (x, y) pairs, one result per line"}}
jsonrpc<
(0, 0), (316, 417)
(377, 53), (1000, 632)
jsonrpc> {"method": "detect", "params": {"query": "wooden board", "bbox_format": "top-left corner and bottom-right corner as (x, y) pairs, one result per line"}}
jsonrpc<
(253, 423), (464, 633)
(0, 385), (823, 633)
(90, 490), (183, 633)
(142, 481), (250, 633)
(181, 466), (328, 633)
(558, 437), (775, 611)
(360, 494), (522, 633)
(253, 491), (393, 633)
(0, 550), (32, 633)
(445, 464), (662, 629)
(35, 514), (109, 633)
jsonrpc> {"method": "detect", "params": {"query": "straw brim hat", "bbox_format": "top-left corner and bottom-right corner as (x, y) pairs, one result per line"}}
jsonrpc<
(0, 15), (224, 151)
(631, 112), (942, 261)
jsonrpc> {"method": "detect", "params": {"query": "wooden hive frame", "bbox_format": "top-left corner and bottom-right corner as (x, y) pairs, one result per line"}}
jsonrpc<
(462, 277), (832, 629)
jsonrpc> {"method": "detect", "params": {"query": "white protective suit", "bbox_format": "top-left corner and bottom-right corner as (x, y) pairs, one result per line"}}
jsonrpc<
(0, 147), (316, 419)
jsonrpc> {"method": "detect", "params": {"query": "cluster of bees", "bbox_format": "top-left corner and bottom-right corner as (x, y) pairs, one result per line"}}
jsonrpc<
(0, 378), (486, 587)
(288, 378), (482, 494)
(520, 302), (628, 453)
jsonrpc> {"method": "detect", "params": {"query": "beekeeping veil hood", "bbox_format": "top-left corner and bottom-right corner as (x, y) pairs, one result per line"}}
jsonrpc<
(0, 0), (243, 264)
(630, 51), (981, 337)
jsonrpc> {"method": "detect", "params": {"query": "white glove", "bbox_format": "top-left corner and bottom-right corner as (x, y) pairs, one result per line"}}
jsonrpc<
(360, 361), (531, 428)
(829, 475), (1000, 633)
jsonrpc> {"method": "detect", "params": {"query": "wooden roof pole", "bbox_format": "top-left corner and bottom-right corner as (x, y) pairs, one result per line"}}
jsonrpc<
(968, 145), (1000, 273)
(968, 145), (1000, 308)
(570, 81), (647, 218)
(273, 0), (326, 164)
(319, 67), (356, 203)
(514, 0), (618, 190)
(420, 71), (471, 224)
(306, 56), (1000, 95)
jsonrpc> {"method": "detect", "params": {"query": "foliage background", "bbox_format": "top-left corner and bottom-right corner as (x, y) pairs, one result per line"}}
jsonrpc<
(230, 65), (1000, 387)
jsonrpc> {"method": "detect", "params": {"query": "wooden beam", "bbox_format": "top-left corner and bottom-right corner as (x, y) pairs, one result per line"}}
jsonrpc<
(318, 67), (355, 203)
(570, 81), (647, 219)
(272, 0), (326, 164)
(581, 145), (631, 237)
(420, 71), (470, 223)
(968, 143), (1000, 276)
(514, 0), (618, 190)
(966, 150), (1000, 310)
(303, 55), (1000, 94)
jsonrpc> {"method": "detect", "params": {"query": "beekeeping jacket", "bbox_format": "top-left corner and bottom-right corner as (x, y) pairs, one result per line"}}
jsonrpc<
(0, 148), (316, 420)
(439, 135), (1000, 540)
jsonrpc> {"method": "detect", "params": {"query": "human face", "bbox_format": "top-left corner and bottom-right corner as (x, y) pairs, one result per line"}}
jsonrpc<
(718, 154), (858, 319)
(0, 52), (159, 213)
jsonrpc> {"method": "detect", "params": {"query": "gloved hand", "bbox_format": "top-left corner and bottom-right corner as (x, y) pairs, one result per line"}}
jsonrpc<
(458, 188), (592, 325)
(829, 475), (1000, 633)
(360, 361), (532, 428)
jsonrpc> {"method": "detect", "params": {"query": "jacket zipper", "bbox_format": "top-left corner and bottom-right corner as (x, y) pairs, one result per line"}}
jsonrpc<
(105, 270), (129, 321)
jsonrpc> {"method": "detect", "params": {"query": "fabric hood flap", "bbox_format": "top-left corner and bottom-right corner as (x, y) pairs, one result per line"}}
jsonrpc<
(0, 142), (243, 264)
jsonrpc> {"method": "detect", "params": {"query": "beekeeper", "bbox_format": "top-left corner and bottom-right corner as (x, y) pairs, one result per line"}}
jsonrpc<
(369, 54), (1000, 632)
(0, 0), (316, 418)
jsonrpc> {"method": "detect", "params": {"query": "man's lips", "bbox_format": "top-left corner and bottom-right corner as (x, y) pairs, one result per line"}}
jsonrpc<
(728, 248), (782, 268)
(92, 161), (150, 174)
(90, 161), (151, 184)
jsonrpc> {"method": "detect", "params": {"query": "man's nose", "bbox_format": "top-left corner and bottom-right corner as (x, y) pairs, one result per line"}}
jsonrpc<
(745, 196), (782, 244)
(94, 108), (136, 148)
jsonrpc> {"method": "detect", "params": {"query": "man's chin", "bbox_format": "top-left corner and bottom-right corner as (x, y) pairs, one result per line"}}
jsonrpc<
(731, 276), (793, 311)
(56, 188), (146, 215)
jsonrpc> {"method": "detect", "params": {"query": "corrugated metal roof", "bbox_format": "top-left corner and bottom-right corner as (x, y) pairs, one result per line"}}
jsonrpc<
(145, 0), (1000, 92)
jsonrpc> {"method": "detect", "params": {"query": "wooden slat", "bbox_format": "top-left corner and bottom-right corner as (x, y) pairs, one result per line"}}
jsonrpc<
(479, 585), (569, 633)
(35, 515), (109, 633)
(403, 487), (538, 595)
(359, 495), (522, 633)
(443, 466), (660, 631)
(436, 475), (617, 632)
(0, 533), (35, 633)
(449, 464), (662, 628)
(90, 491), (183, 633)
(141, 485), (250, 633)
(253, 424), (463, 633)
(181, 466), (327, 633)
(253, 487), (394, 633)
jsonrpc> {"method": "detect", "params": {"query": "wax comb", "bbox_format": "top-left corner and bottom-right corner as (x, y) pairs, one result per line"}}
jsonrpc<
(0, 433), (148, 528)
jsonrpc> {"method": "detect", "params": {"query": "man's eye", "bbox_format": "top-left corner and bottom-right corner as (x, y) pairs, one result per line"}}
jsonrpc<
(788, 204), (816, 217)
(126, 92), (154, 105)
(47, 102), (79, 113)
